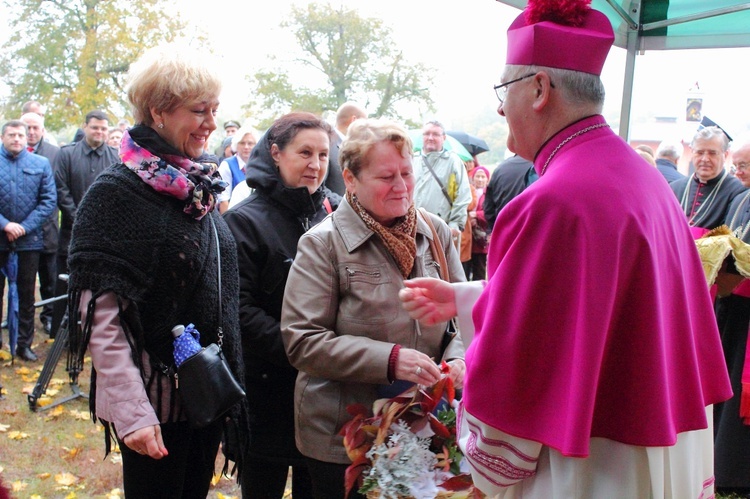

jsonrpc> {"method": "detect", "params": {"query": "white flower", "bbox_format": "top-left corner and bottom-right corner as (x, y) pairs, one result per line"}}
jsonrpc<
(363, 420), (439, 498)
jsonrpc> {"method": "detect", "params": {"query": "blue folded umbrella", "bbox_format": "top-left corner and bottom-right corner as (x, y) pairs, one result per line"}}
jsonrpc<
(172, 323), (202, 367)
(1, 250), (19, 357)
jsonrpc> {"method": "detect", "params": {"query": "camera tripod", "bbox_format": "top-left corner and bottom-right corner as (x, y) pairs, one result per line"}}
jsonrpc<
(27, 293), (88, 412)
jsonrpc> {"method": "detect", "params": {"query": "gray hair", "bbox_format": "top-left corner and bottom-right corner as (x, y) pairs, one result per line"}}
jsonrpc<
(423, 120), (446, 135)
(691, 126), (730, 152)
(20, 112), (45, 128)
(505, 65), (605, 110)
(231, 125), (260, 151)
(656, 140), (682, 160)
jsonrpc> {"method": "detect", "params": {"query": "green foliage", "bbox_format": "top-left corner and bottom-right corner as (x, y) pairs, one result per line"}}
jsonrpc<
(248, 2), (435, 126)
(0, 0), (188, 131)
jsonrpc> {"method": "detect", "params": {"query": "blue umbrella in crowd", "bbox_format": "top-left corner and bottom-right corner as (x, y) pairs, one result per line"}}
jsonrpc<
(1, 244), (19, 358)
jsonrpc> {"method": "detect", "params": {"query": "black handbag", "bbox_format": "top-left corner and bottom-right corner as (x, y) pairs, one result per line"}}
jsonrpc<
(176, 216), (245, 429)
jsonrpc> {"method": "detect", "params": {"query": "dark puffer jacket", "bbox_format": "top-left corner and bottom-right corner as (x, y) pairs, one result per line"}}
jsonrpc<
(223, 134), (327, 462)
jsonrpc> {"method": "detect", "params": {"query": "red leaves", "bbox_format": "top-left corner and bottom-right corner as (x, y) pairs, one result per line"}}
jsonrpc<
(344, 457), (369, 496)
(429, 414), (452, 439)
(341, 363), (470, 494)
(440, 473), (475, 491)
(525, 0), (592, 27)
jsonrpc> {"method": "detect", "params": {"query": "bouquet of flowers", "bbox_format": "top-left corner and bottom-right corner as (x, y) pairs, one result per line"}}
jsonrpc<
(340, 362), (481, 499)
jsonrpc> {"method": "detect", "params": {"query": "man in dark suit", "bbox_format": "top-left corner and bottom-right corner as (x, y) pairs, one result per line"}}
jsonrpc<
(51, 110), (118, 336)
(20, 112), (60, 335)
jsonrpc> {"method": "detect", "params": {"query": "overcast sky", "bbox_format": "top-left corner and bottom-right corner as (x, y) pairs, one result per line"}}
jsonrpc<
(2, 0), (750, 144)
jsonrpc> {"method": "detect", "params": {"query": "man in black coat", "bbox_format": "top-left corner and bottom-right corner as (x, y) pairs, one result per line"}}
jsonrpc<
(484, 154), (537, 231)
(51, 110), (118, 336)
(21, 112), (60, 335)
(655, 139), (686, 183)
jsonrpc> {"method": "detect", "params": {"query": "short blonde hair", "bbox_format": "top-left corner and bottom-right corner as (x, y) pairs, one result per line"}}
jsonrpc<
(340, 119), (413, 177)
(126, 44), (222, 126)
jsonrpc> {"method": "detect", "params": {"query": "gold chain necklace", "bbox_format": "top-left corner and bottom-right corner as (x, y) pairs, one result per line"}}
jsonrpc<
(540, 123), (610, 176)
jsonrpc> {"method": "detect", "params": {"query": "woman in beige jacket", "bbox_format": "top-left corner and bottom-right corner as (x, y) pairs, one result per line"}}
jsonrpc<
(281, 119), (466, 499)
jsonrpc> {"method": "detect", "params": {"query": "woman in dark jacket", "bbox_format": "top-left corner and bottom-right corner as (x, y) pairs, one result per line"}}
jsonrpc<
(66, 45), (245, 498)
(223, 112), (331, 499)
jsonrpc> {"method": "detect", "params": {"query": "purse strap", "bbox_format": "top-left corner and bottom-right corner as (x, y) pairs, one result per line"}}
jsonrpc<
(419, 207), (448, 281)
(209, 215), (224, 347)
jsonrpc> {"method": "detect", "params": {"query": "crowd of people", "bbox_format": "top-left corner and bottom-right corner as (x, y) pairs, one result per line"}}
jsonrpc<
(2, 0), (750, 497)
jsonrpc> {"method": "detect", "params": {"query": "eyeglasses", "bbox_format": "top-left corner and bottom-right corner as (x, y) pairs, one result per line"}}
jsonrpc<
(493, 73), (556, 105)
(731, 162), (750, 174)
(493, 73), (536, 104)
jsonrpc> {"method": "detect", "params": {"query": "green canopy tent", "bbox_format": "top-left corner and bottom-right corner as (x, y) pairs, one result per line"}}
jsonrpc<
(496, 1), (750, 139)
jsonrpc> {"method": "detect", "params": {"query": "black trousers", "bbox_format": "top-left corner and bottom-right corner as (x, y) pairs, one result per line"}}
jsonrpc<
(241, 458), (313, 499)
(118, 420), (222, 499)
(0, 250), (40, 349)
(304, 458), (365, 499)
(470, 252), (487, 281)
(37, 251), (56, 327)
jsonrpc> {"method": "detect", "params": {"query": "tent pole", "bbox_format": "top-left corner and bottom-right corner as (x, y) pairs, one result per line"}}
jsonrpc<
(619, 28), (638, 141)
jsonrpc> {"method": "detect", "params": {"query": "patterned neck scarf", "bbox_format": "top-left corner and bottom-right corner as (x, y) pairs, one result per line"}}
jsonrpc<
(347, 191), (417, 278)
(120, 129), (226, 220)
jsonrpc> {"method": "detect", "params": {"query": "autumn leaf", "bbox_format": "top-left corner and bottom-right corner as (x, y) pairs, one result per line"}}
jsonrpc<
(3, 408), (18, 415)
(37, 472), (51, 479)
(0, 349), (11, 361)
(45, 405), (65, 421)
(21, 373), (39, 383)
(211, 474), (221, 486)
(62, 446), (82, 459)
(8, 430), (30, 440)
(50, 378), (67, 386)
(37, 396), (53, 407)
(106, 489), (123, 498)
(109, 453), (122, 464)
(12, 481), (28, 491)
(69, 410), (90, 421)
(15, 366), (32, 375)
(55, 472), (79, 486)
(0, 422), (9, 432)
(21, 384), (35, 394)
(46, 388), (60, 397)
(74, 432), (86, 439)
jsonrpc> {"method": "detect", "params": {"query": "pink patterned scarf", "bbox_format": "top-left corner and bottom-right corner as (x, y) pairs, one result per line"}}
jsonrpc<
(120, 129), (226, 220)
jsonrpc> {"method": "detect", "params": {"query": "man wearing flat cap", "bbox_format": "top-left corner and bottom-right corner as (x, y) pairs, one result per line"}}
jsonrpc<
(214, 120), (240, 157)
(399, 0), (730, 496)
